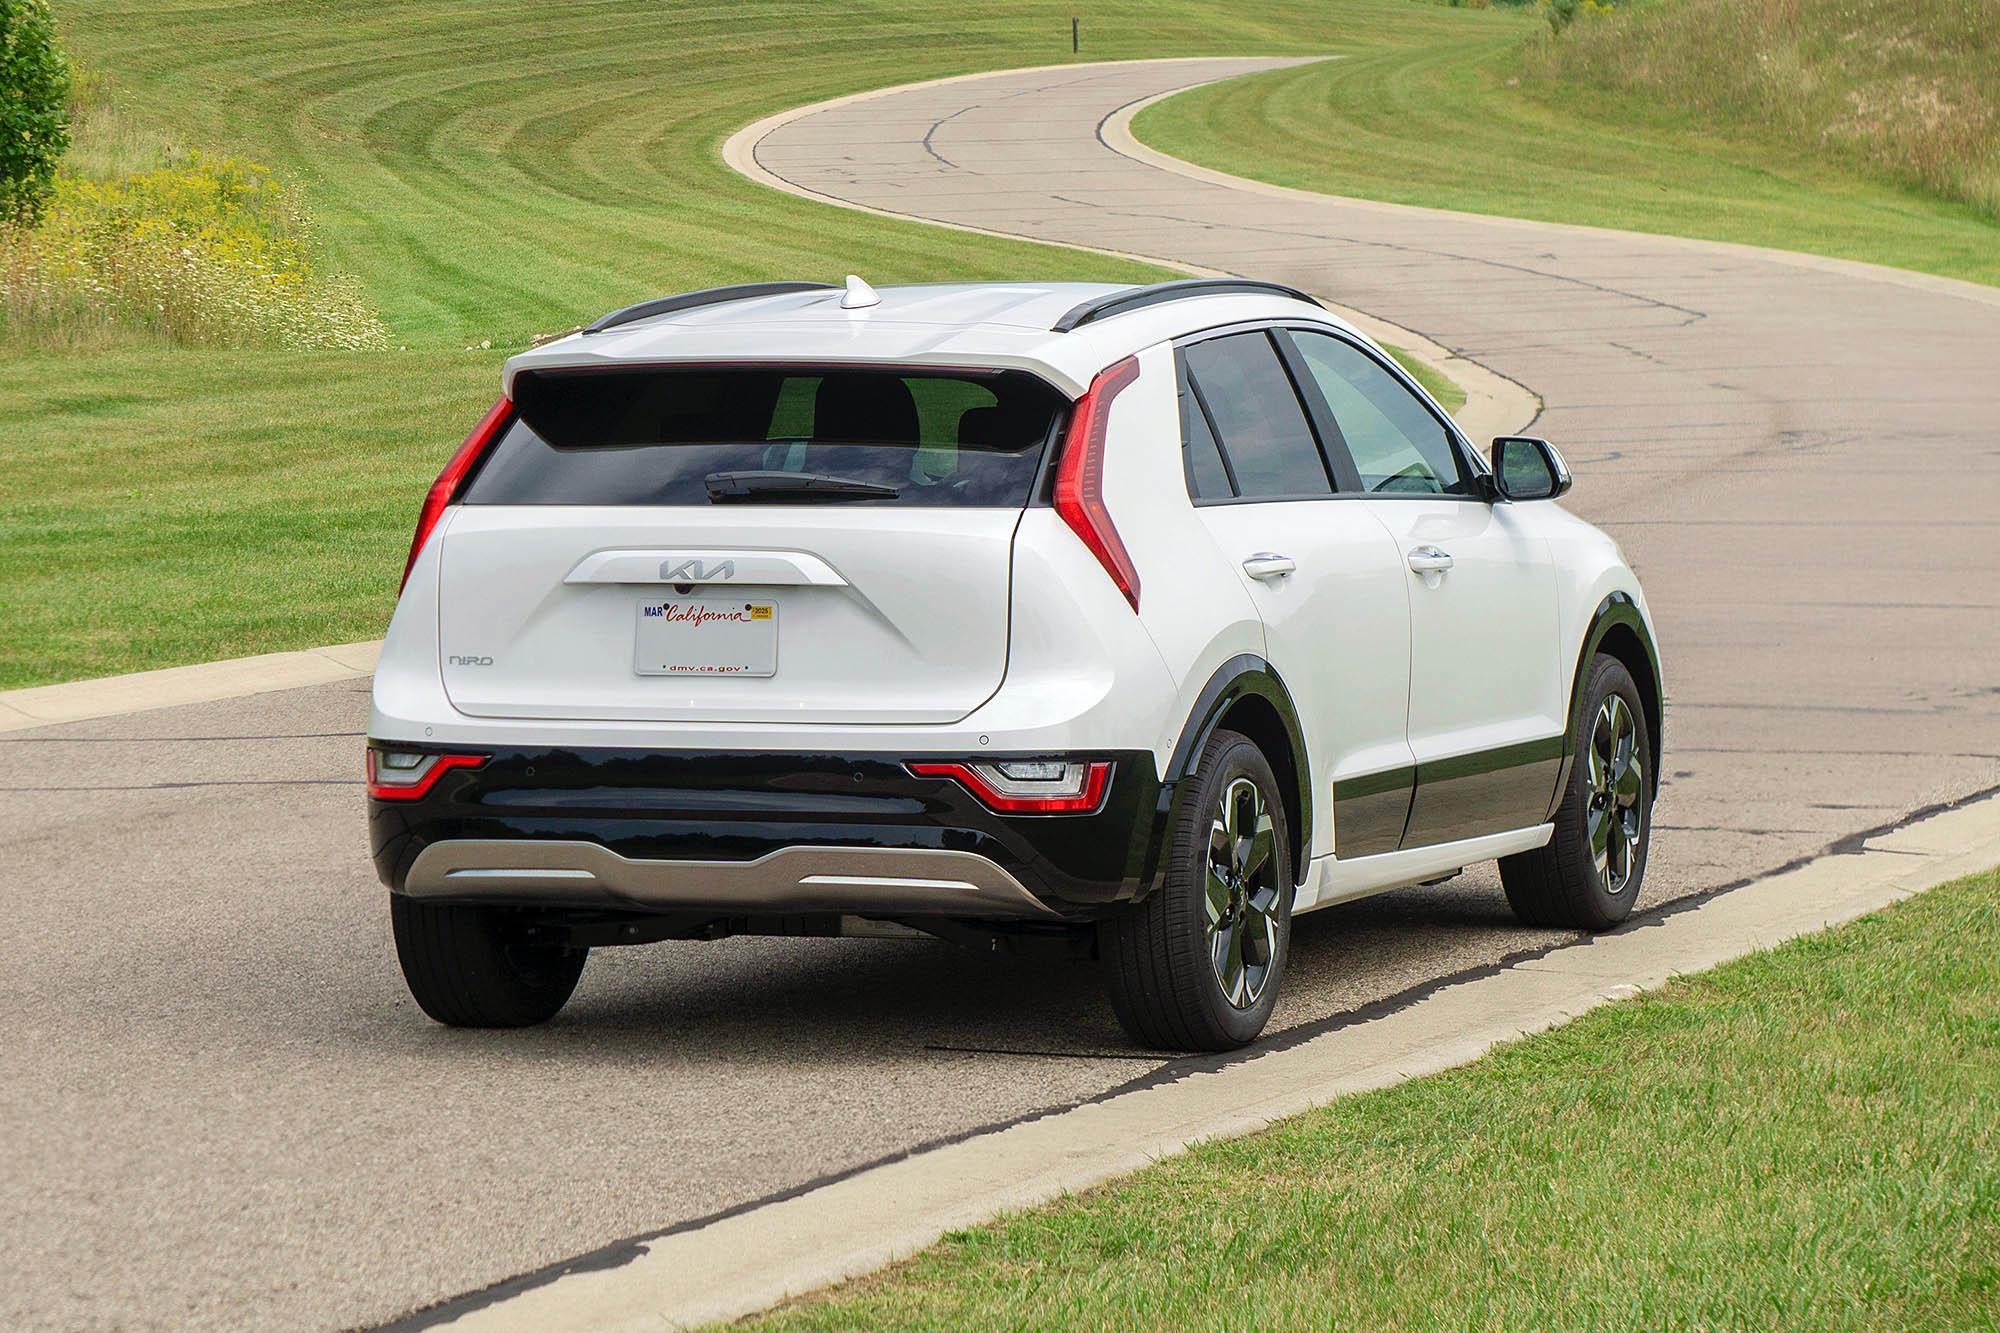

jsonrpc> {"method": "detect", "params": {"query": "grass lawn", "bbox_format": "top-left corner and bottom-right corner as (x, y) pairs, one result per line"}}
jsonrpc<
(49, 1), (1502, 352)
(744, 869), (2000, 1329)
(1382, 342), (1465, 415)
(0, 351), (496, 684)
(1135, 23), (2000, 289)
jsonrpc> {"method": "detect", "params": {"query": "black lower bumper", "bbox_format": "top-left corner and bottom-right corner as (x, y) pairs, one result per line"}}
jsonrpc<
(368, 746), (1169, 920)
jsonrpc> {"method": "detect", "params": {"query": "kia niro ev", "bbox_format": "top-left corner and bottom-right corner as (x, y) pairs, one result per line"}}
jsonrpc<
(368, 277), (1662, 1051)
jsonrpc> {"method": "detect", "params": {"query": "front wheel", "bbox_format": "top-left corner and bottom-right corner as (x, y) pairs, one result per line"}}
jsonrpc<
(1100, 728), (1293, 1051)
(1500, 654), (1653, 930)
(391, 897), (587, 1027)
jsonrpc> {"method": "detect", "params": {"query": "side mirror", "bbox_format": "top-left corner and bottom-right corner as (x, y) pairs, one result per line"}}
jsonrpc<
(1487, 436), (1572, 502)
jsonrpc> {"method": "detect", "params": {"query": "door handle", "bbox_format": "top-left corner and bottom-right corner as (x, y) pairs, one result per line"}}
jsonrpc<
(1406, 545), (1454, 574)
(1241, 552), (1296, 581)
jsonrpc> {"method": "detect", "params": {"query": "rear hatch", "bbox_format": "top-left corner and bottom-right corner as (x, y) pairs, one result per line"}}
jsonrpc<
(437, 364), (1066, 725)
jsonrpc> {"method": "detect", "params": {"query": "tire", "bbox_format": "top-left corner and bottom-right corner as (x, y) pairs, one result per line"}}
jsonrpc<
(1500, 654), (1653, 930)
(1100, 729), (1294, 1051)
(391, 897), (587, 1027)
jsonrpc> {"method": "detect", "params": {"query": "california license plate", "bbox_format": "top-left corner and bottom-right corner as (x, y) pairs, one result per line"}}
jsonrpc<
(634, 599), (778, 677)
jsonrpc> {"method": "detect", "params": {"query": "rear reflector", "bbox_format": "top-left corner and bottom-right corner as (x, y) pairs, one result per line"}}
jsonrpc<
(1053, 356), (1142, 611)
(366, 749), (487, 801)
(401, 397), (512, 591)
(908, 760), (1113, 814)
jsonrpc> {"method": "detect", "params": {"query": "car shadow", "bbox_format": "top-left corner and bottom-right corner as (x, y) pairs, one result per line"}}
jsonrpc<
(370, 867), (1559, 1069)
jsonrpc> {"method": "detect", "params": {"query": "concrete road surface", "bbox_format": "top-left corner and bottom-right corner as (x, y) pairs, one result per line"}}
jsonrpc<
(6, 58), (1998, 1330)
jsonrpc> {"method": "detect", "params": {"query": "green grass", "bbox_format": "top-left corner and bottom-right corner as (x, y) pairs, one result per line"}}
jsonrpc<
(1135, 14), (2000, 289)
(53, 1), (1494, 351)
(1384, 342), (1466, 414)
(744, 869), (2000, 1330)
(0, 350), (495, 684)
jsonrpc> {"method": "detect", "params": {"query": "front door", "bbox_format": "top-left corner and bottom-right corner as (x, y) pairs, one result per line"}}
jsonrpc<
(1281, 327), (1565, 848)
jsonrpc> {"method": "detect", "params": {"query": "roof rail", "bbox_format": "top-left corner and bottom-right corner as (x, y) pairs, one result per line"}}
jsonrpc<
(582, 281), (836, 335)
(1051, 279), (1323, 333)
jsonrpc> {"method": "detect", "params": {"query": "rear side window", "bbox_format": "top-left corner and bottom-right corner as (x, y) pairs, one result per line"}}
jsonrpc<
(465, 367), (1064, 507)
(1179, 332), (1331, 500)
(1288, 331), (1470, 496)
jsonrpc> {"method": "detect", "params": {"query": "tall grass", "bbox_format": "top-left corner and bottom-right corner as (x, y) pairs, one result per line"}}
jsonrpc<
(0, 67), (388, 351)
(1524, 0), (2000, 218)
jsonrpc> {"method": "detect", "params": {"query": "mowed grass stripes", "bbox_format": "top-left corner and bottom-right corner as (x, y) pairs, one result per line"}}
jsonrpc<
(54, 1), (1498, 347)
(7, 1), (1502, 688)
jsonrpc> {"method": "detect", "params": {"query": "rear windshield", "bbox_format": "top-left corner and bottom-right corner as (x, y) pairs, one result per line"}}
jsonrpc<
(464, 367), (1067, 507)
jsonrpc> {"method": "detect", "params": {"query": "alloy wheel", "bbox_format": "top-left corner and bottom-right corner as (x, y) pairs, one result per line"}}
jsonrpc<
(1586, 694), (1646, 894)
(1204, 776), (1281, 1009)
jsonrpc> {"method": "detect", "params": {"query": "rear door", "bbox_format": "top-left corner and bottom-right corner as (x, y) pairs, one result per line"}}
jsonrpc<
(1281, 327), (1565, 847)
(1178, 329), (1417, 861)
(437, 365), (1063, 725)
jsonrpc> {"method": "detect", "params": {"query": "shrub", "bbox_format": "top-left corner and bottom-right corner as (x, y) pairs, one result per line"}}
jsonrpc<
(1541, 0), (1616, 35)
(0, 0), (70, 222)
(1, 151), (389, 350)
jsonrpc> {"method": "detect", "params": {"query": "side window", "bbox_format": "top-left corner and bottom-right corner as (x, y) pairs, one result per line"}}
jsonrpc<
(1288, 330), (1470, 496)
(1177, 358), (1235, 500)
(1180, 332), (1331, 499)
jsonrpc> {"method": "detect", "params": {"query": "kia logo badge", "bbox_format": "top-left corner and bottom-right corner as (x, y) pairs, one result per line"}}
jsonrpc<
(660, 558), (735, 582)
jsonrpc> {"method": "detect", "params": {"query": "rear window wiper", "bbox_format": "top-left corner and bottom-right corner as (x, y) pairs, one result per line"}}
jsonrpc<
(705, 470), (902, 503)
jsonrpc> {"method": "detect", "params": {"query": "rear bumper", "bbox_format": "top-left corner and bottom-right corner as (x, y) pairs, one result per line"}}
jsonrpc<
(369, 745), (1169, 921)
(403, 839), (1060, 919)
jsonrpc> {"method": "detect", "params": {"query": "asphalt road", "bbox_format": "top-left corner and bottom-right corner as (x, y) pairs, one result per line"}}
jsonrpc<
(7, 58), (2000, 1331)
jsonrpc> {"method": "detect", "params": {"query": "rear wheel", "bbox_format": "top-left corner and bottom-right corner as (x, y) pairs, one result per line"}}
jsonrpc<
(1500, 654), (1653, 930)
(391, 897), (587, 1027)
(1101, 729), (1293, 1051)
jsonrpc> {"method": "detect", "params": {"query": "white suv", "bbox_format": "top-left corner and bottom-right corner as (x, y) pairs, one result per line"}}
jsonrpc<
(368, 277), (1661, 1050)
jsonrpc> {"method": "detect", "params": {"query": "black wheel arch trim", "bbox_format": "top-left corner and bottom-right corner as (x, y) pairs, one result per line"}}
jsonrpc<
(1156, 655), (1313, 890)
(1551, 591), (1665, 818)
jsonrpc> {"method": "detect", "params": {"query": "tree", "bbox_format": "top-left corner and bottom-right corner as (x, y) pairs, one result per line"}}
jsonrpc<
(1, 0), (70, 223)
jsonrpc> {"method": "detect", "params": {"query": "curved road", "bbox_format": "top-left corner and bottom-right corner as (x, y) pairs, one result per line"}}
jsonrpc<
(5, 59), (1998, 1331)
(749, 57), (2000, 891)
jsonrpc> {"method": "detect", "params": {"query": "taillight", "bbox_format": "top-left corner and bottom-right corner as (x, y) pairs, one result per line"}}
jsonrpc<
(908, 760), (1113, 814)
(366, 748), (487, 801)
(1053, 356), (1142, 611)
(401, 397), (512, 591)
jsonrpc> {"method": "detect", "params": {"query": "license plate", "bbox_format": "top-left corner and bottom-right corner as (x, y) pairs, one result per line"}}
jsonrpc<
(634, 598), (777, 677)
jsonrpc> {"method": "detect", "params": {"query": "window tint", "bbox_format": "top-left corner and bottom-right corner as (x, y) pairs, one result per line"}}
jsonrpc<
(1178, 360), (1234, 500)
(1289, 331), (1469, 496)
(465, 367), (1061, 507)
(1180, 333), (1331, 499)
